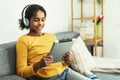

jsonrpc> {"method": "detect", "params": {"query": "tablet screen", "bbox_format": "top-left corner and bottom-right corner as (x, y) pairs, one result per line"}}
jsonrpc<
(50, 40), (75, 62)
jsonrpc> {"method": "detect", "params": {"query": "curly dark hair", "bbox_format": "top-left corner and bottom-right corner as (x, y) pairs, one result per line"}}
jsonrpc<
(19, 4), (47, 30)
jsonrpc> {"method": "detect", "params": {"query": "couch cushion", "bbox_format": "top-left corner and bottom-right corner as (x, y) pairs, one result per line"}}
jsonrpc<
(0, 75), (25, 80)
(55, 31), (80, 40)
(93, 72), (120, 80)
(0, 42), (16, 76)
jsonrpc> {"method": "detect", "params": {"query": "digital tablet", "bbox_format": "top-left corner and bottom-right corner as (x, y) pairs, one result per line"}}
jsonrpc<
(50, 39), (75, 62)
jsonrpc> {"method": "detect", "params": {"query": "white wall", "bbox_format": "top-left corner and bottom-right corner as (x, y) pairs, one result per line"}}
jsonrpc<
(0, 0), (71, 44)
(0, 0), (120, 59)
(104, 0), (120, 59)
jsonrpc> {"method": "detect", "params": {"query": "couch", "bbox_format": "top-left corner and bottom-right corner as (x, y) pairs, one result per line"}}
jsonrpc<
(0, 31), (120, 80)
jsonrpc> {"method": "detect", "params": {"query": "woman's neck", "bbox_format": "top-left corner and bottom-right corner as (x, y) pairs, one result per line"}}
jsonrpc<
(27, 31), (43, 36)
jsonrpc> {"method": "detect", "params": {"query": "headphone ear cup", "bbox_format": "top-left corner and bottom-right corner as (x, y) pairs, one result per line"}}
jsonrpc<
(23, 18), (29, 27)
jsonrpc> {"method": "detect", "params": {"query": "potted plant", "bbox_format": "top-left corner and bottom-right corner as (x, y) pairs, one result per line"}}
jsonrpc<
(96, 15), (104, 38)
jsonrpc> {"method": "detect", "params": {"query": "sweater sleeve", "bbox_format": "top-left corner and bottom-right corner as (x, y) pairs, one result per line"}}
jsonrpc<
(16, 39), (36, 78)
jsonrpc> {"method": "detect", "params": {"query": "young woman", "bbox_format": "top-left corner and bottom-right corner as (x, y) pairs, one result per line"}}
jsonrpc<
(16, 4), (91, 80)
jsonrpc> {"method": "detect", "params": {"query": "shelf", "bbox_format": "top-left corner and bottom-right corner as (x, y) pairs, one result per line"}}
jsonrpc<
(72, 17), (94, 20)
(71, 0), (104, 57)
(84, 38), (102, 43)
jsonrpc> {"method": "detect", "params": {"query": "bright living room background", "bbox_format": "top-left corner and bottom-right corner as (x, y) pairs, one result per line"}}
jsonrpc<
(0, 0), (120, 59)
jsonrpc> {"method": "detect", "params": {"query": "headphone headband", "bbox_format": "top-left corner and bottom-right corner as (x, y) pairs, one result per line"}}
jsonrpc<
(22, 5), (30, 19)
(22, 5), (30, 27)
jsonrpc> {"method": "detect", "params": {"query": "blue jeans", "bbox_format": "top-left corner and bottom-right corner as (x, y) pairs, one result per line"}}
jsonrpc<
(29, 67), (90, 80)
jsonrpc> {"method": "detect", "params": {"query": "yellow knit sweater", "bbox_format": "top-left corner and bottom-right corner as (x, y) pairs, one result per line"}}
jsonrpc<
(16, 33), (67, 78)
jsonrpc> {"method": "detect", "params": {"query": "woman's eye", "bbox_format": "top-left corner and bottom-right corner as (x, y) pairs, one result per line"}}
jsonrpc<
(34, 19), (39, 22)
(34, 18), (45, 22)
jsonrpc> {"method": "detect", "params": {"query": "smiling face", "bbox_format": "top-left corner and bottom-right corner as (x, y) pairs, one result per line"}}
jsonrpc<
(29, 10), (46, 36)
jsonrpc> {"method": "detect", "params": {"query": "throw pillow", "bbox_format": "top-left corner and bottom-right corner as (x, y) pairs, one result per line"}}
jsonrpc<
(70, 36), (96, 74)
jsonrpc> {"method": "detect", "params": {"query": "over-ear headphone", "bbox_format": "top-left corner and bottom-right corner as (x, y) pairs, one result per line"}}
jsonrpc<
(22, 5), (30, 27)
